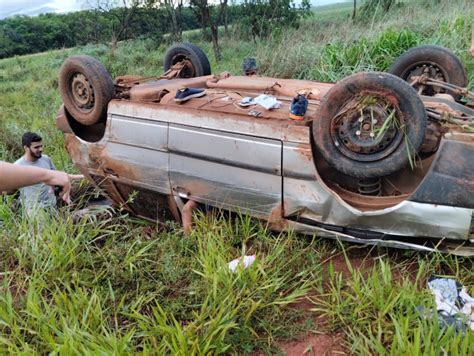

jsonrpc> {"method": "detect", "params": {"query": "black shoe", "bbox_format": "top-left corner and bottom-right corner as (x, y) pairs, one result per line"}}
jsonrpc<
(289, 94), (308, 120)
(174, 88), (206, 103)
(242, 58), (257, 76)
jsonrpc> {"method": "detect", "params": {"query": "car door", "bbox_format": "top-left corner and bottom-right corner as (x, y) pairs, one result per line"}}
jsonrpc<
(168, 123), (282, 219)
(98, 113), (172, 220)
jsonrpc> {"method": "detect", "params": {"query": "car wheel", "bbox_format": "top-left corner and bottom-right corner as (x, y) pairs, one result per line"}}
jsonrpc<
(389, 45), (467, 99)
(164, 43), (211, 78)
(313, 72), (427, 179)
(59, 56), (115, 126)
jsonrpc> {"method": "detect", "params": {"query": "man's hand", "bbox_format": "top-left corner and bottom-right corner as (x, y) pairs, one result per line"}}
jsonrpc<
(43, 171), (84, 204)
(0, 162), (84, 204)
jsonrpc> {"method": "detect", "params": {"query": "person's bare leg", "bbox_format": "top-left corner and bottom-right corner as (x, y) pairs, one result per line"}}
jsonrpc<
(182, 200), (199, 235)
(470, 22), (474, 57)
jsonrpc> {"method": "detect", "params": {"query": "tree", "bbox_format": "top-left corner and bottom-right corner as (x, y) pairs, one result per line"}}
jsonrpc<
(165, 0), (185, 41)
(237, 0), (311, 41)
(352, 0), (357, 21)
(91, 0), (143, 48)
(190, 0), (227, 61)
(143, 0), (185, 42)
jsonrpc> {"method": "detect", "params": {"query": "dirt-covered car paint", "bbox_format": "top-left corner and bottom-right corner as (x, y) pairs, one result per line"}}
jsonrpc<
(56, 44), (474, 256)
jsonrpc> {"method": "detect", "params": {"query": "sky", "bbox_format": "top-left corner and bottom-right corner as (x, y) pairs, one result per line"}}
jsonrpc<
(0, 0), (85, 19)
(0, 0), (345, 19)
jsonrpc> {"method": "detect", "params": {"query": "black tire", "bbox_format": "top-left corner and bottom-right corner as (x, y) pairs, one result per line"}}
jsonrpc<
(59, 56), (114, 126)
(389, 45), (467, 98)
(163, 43), (211, 78)
(313, 72), (427, 179)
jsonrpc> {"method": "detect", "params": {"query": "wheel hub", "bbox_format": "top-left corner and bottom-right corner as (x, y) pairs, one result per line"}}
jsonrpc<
(172, 55), (196, 78)
(71, 73), (94, 111)
(405, 63), (446, 95)
(331, 99), (403, 162)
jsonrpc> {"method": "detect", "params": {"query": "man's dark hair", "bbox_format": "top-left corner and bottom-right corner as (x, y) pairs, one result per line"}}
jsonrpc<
(22, 132), (42, 147)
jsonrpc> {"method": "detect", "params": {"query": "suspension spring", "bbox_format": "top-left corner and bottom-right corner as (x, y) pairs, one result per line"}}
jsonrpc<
(358, 178), (382, 196)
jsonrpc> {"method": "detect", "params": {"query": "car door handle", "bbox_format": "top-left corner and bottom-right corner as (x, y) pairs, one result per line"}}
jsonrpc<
(174, 186), (190, 198)
(103, 167), (118, 176)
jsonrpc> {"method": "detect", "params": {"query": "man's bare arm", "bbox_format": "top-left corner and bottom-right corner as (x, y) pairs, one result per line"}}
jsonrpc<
(0, 162), (83, 203)
(470, 22), (474, 57)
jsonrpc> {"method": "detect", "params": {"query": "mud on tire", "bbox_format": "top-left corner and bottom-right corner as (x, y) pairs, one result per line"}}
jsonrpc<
(59, 56), (115, 126)
(313, 72), (427, 179)
(389, 45), (467, 99)
(164, 43), (211, 78)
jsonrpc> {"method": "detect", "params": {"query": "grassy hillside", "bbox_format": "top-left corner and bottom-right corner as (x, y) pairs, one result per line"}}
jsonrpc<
(0, 0), (473, 353)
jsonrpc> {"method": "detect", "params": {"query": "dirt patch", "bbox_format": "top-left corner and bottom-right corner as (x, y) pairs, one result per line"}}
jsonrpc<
(272, 245), (426, 355)
(321, 245), (376, 280)
(321, 244), (424, 285)
(280, 296), (347, 355)
(277, 332), (346, 355)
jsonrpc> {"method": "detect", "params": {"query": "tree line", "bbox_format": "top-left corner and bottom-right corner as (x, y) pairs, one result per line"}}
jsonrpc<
(0, 0), (310, 60)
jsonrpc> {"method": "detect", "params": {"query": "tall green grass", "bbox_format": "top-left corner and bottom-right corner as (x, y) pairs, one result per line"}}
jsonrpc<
(311, 251), (474, 354)
(1, 0), (473, 353)
(0, 208), (325, 353)
(1, 205), (472, 353)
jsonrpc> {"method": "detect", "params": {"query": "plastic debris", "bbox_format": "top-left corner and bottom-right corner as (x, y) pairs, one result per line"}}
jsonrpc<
(248, 109), (262, 117)
(426, 276), (474, 332)
(253, 94), (281, 110)
(228, 255), (256, 272)
(239, 97), (255, 107)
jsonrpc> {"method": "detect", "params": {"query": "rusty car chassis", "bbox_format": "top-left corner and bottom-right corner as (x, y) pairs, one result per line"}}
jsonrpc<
(56, 43), (474, 255)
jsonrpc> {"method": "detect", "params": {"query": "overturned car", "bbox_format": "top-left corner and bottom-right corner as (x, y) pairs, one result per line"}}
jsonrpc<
(56, 43), (474, 255)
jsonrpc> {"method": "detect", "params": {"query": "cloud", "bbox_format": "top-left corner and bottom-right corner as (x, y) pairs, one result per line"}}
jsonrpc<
(0, 0), (83, 19)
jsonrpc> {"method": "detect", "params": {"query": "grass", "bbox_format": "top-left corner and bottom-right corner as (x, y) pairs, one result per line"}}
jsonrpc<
(1, 0), (473, 353)
(0, 206), (473, 353)
(0, 209), (324, 353)
(311, 250), (474, 354)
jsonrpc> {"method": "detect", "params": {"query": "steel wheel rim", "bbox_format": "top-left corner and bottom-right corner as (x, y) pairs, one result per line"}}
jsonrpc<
(330, 95), (404, 162)
(71, 73), (95, 112)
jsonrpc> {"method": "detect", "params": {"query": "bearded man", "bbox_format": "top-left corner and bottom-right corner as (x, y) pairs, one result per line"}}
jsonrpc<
(14, 132), (58, 213)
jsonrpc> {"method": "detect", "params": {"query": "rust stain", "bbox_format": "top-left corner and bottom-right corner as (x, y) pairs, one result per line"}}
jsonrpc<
(295, 143), (313, 161)
(446, 131), (474, 144)
(330, 184), (408, 211)
(55, 105), (73, 134)
(267, 201), (290, 231)
(65, 134), (81, 160)
(206, 74), (332, 100)
(64, 135), (95, 182)
(87, 145), (102, 168)
(98, 155), (139, 181)
(267, 202), (283, 222)
(173, 178), (213, 200)
(424, 101), (463, 116)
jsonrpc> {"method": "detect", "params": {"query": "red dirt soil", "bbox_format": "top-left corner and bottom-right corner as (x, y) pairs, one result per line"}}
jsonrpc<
(277, 333), (346, 355)
(274, 246), (377, 355)
(273, 245), (421, 354)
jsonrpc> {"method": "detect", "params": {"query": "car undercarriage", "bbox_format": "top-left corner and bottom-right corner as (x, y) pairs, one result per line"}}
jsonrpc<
(56, 42), (474, 255)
